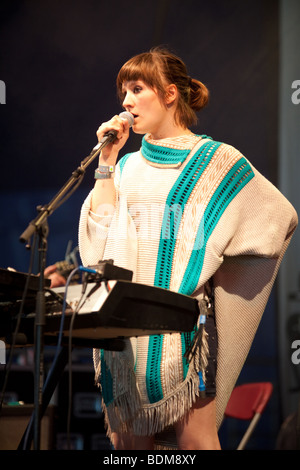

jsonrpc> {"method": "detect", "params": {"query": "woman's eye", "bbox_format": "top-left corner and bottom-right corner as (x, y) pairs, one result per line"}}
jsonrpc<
(134, 86), (142, 94)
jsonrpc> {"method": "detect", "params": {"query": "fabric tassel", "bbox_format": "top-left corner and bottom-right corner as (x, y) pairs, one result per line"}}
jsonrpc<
(184, 317), (205, 363)
(184, 298), (209, 364)
(183, 297), (210, 399)
(102, 356), (203, 439)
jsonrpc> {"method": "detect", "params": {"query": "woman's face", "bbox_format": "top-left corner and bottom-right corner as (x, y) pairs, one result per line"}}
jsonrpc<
(121, 80), (173, 139)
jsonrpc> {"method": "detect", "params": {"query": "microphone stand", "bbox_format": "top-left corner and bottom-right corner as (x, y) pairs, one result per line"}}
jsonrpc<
(19, 135), (111, 450)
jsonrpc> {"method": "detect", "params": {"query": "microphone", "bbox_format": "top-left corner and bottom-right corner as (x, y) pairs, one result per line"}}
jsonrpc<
(93, 111), (134, 151)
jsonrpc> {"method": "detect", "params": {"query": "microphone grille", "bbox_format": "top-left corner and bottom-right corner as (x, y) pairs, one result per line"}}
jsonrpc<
(119, 111), (134, 127)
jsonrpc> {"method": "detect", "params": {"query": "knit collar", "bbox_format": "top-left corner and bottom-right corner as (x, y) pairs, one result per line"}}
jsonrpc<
(141, 134), (196, 167)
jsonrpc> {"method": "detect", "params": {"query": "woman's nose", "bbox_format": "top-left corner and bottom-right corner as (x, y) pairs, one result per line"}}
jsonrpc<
(122, 92), (133, 109)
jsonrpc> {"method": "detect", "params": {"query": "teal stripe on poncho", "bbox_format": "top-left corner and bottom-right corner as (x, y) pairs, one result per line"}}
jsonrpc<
(146, 140), (254, 403)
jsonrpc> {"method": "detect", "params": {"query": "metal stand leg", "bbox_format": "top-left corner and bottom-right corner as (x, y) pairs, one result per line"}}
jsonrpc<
(18, 346), (69, 450)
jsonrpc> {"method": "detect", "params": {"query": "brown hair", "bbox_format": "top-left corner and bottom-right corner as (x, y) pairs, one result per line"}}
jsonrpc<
(116, 47), (209, 128)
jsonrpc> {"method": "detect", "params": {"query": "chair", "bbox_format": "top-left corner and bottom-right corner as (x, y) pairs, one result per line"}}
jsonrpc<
(224, 382), (273, 450)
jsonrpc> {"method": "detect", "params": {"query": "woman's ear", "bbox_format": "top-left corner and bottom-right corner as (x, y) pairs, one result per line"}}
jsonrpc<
(165, 84), (178, 105)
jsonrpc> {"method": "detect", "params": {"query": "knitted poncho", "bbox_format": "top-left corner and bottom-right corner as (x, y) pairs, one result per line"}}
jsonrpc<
(78, 133), (297, 445)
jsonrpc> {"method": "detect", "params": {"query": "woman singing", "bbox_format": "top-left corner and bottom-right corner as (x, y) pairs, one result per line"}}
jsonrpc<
(79, 47), (297, 450)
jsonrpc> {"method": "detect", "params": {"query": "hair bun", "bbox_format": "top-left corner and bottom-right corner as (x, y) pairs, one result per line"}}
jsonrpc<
(189, 78), (209, 111)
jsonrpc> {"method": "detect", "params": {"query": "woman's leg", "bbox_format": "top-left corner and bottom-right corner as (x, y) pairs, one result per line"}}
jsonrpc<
(111, 396), (220, 450)
(174, 396), (221, 450)
(111, 432), (155, 450)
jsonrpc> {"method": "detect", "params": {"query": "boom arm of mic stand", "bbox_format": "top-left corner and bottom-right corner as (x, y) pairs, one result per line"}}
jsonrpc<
(19, 142), (105, 245)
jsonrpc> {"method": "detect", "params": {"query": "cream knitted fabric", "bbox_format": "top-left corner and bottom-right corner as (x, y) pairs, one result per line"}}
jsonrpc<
(78, 133), (298, 445)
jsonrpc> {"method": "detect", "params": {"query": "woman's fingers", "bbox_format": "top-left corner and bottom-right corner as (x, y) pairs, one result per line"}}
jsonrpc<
(96, 114), (130, 143)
